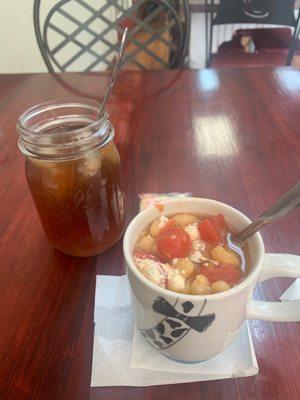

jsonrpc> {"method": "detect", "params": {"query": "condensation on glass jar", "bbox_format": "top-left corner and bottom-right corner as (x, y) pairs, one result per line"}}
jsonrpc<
(17, 99), (125, 257)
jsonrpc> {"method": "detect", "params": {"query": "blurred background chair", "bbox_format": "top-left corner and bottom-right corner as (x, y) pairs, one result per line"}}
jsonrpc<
(34, 0), (190, 72)
(205, 0), (300, 68)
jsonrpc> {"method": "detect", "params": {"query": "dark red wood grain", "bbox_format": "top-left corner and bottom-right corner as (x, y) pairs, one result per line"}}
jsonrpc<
(0, 68), (299, 400)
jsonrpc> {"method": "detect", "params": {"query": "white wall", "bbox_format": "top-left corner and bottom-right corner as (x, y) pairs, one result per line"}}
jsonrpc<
(0, 0), (47, 73)
(0, 0), (119, 73)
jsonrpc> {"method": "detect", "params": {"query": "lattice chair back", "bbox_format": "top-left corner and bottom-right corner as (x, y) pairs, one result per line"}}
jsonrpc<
(34, 0), (190, 72)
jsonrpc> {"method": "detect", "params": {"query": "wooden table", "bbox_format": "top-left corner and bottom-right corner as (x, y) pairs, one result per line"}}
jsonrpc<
(0, 68), (299, 400)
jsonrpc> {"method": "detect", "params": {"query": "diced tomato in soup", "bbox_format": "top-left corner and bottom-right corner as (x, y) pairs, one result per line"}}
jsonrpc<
(198, 263), (243, 286)
(198, 213), (226, 245)
(156, 226), (192, 259)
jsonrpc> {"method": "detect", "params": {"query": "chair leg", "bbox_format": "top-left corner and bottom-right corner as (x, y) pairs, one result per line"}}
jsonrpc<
(205, 0), (209, 67)
(287, 10), (300, 66)
(207, 0), (214, 68)
(207, 26), (213, 67)
(287, 40), (296, 66)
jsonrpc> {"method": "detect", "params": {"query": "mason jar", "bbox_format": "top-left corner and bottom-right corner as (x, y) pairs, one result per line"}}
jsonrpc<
(17, 99), (125, 257)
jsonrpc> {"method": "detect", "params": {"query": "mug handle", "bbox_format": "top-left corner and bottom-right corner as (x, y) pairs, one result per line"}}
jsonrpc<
(247, 253), (300, 322)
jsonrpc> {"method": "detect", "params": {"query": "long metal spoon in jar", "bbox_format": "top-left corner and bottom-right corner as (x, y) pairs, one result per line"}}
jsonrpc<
(228, 181), (300, 267)
(99, 27), (128, 117)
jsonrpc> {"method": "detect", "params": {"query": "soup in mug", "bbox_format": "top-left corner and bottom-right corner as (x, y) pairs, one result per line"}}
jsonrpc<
(134, 213), (250, 295)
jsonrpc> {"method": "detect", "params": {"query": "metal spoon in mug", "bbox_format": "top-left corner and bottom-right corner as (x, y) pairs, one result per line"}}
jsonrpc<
(98, 27), (128, 117)
(228, 182), (300, 266)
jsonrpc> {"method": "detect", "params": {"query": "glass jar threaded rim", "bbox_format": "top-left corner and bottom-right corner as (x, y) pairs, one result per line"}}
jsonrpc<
(17, 98), (114, 161)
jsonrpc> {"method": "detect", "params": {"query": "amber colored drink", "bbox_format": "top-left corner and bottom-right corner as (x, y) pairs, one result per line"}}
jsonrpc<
(25, 142), (124, 257)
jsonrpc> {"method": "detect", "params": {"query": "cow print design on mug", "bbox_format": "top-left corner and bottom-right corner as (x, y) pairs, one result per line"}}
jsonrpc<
(139, 297), (215, 350)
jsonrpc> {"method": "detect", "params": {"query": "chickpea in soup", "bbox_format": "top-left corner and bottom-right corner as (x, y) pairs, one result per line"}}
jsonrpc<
(133, 213), (249, 295)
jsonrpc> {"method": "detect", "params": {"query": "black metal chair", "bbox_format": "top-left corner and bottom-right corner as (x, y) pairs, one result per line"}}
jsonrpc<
(205, 0), (300, 67)
(34, 0), (190, 72)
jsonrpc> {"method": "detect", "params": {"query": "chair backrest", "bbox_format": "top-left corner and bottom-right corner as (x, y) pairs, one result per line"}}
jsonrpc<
(205, 0), (300, 67)
(213, 0), (296, 27)
(34, 0), (190, 73)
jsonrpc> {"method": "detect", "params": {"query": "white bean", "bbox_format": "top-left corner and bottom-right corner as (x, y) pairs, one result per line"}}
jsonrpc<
(211, 280), (231, 293)
(173, 258), (195, 277)
(190, 274), (211, 295)
(138, 235), (155, 252)
(210, 246), (240, 266)
(172, 213), (198, 227)
(150, 219), (161, 237)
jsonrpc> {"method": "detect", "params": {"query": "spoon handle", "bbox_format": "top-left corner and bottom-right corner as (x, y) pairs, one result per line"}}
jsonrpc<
(99, 28), (128, 117)
(236, 182), (300, 242)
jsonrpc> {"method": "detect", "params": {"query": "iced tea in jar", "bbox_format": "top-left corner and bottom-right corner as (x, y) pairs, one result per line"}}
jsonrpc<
(17, 99), (125, 257)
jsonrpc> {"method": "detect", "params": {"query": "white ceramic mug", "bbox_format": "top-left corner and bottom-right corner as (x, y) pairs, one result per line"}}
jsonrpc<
(123, 198), (300, 362)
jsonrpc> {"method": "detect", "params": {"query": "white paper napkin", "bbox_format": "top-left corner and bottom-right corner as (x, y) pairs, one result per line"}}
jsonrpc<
(280, 279), (300, 301)
(91, 275), (258, 387)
